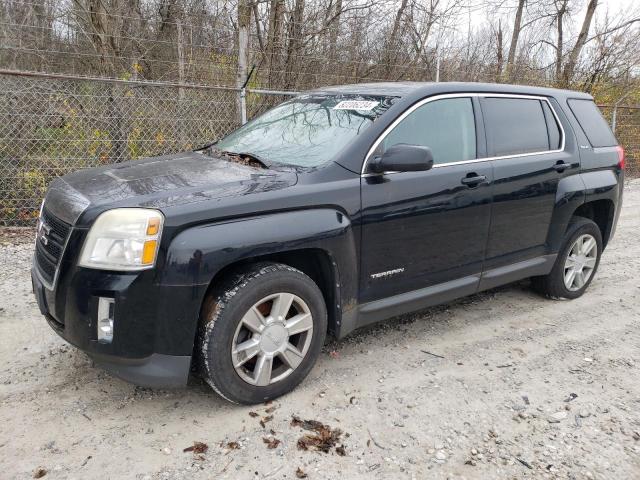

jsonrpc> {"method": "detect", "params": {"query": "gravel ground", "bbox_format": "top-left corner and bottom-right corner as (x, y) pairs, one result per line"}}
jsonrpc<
(1, 181), (639, 480)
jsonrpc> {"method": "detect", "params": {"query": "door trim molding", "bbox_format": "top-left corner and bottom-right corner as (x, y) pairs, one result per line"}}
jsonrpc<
(356, 274), (480, 328)
(353, 254), (557, 332)
(478, 254), (557, 291)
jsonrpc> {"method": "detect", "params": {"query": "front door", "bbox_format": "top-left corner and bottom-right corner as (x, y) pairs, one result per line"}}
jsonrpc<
(359, 96), (493, 304)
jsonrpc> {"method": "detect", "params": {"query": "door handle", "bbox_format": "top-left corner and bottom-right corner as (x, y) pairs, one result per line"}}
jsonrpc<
(552, 161), (571, 172)
(461, 173), (487, 187)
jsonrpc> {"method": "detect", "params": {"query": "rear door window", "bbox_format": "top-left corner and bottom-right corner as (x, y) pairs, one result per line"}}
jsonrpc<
(567, 99), (617, 147)
(482, 97), (552, 156)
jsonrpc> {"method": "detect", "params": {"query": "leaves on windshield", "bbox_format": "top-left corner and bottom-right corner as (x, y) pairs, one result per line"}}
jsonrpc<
(203, 147), (268, 169)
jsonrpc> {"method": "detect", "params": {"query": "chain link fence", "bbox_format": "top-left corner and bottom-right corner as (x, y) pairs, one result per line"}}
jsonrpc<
(0, 69), (638, 228)
(599, 105), (640, 179)
(0, 71), (241, 226)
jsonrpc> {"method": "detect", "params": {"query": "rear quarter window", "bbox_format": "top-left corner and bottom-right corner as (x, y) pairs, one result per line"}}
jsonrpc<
(567, 99), (617, 148)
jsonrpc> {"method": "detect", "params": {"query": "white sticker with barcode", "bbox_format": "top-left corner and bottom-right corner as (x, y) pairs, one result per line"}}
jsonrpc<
(333, 100), (379, 111)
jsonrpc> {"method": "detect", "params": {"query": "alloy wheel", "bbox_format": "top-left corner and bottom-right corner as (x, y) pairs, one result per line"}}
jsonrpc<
(231, 292), (314, 386)
(563, 233), (598, 291)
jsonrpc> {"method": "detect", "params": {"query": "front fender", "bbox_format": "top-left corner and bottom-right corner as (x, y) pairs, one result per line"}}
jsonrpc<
(157, 208), (358, 345)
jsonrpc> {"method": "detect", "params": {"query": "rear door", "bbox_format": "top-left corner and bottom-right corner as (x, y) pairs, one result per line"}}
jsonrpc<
(480, 95), (574, 270)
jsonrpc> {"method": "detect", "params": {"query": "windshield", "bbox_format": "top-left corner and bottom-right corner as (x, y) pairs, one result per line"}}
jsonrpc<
(214, 94), (396, 168)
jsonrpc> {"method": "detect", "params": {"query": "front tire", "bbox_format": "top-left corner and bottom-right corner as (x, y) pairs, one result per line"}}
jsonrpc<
(197, 262), (327, 404)
(532, 217), (602, 299)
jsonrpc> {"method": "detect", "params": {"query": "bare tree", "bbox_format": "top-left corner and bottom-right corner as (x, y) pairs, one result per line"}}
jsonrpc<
(505, 0), (526, 80)
(265, 0), (285, 88)
(560, 0), (597, 86)
(496, 20), (504, 81)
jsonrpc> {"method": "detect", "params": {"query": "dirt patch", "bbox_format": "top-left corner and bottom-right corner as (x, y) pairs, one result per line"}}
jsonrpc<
(1, 181), (639, 479)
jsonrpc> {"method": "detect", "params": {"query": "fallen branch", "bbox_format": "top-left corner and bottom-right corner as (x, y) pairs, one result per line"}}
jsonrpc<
(367, 428), (388, 450)
(420, 350), (445, 359)
(515, 457), (533, 469)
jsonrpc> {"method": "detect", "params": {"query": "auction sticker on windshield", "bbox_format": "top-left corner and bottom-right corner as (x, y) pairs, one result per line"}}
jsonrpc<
(333, 100), (380, 111)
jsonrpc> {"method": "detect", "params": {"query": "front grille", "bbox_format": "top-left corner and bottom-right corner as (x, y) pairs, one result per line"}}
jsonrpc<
(35, 208), (72, 285)
(42, 208), (71, 245)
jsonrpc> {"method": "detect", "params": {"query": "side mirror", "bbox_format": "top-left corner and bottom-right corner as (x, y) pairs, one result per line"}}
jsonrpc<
(369, 143), (434, 174)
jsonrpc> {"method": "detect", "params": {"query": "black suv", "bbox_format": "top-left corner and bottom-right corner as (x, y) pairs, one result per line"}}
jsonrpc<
(32, 82), (624, 404)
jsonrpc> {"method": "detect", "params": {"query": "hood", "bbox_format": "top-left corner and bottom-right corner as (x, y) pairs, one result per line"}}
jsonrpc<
(43, 152), (298, 225)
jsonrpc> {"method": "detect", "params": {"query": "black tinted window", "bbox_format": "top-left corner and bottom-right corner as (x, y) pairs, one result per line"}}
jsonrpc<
(567, 99), (617, 148)
(381, 97), (476, 164)
(483, 98), (550, 156)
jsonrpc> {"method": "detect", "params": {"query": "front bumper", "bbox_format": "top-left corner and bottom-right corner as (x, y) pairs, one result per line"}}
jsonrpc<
(32, 262), (199, 388)
(87, 351), (191, 388)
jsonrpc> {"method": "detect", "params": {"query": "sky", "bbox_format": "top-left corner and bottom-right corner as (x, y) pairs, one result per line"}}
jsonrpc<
(454, 0), (639, 44)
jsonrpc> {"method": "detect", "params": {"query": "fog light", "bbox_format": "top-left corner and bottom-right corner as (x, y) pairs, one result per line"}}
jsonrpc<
(97, 297), (115, 343)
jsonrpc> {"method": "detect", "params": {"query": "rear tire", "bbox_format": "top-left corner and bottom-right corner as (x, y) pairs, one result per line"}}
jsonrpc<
(197, 262), (327, 404)
(532, 217), (602, 299)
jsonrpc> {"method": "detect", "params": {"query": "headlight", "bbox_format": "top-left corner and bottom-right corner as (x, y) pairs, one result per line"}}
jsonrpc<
(79, 208), (164, 271)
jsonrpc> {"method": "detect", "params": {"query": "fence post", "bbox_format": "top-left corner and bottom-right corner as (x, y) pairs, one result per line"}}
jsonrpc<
(240, 87), (247, 125)
(611, 90), (632, 134)
(236, 0), (251, 125)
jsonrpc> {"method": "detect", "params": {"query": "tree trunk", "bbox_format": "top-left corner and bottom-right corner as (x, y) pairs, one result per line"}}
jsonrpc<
(384, 0), (409, 77)
(561, 0), (598, 87)
(266, 0), (285, 88)
(553, 0), (570, 84)
(78, 0), (128, 162)
(283, 0), (304, 90)
(176, 17), (187, 146)
(252, 1), (265, 53)
(177, 19), (185, 95)
(496, 21), (503, 82)
(505, 0), (525, 81)
(328, 0), (342, 62)
(85, 0), (113, 76)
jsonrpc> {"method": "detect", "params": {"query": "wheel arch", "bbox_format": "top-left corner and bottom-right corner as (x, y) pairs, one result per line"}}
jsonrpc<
(550, 170), (620, 253)
(202, 248), (342, 338)
(571, 199), (615, 248)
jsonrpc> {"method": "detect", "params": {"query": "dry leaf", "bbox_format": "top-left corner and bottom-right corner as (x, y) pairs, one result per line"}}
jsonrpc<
(33, 468), (47, 479)
(262, 437), (281, 449)
(183, 441), (208, 454)
(291, 415), (344, 454)
(260, 415), (274, 428)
